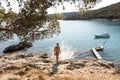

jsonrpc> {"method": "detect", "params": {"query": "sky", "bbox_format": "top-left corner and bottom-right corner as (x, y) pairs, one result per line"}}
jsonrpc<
(47, 0), (120, 14)
(92, 0), (120, 9)
(1, 0), (120, 13)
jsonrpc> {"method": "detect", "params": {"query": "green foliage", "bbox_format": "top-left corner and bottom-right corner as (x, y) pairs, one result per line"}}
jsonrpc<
(4, 11), (17, 19)
(0, 0), (101, 42)
(0, 13), (4, 18)
(80, 2), (120, 19)
(49, 13), (65, 20)
(64, 2), (120, 20)
(0, 9), (5, 18)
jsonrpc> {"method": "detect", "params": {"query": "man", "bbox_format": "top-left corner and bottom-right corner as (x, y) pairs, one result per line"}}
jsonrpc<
(54, 43), (61, 64)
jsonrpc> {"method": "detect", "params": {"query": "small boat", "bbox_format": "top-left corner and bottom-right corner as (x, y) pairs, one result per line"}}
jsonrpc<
(95, 46), (104, 51)
(95, 33), (110, 38)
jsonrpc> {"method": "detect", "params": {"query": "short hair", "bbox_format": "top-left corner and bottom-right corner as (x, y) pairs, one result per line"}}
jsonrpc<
(56, 43), (59, 45)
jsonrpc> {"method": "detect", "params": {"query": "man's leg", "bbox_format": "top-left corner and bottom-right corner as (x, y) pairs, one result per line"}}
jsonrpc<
(56, 55), (59, 64)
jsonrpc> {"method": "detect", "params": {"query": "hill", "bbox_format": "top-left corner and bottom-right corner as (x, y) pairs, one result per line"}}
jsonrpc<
(63, 2), (120, 20)
(63, 12), (80, 20)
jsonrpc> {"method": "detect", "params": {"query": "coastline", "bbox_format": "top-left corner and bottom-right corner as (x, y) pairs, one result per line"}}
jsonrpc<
(64, 18), (120, 22)
(0, 52), (120, 80)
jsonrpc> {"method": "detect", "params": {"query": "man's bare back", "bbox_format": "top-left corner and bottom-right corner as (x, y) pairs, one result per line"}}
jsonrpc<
(54, 43), (61, 63)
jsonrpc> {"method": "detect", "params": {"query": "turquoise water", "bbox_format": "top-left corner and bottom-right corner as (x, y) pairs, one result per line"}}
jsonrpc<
(0, 20), (120, 62)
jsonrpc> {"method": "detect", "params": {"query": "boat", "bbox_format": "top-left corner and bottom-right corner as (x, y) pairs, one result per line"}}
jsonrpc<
(95, 33), (110, 38)
(95, 46), (104, 51)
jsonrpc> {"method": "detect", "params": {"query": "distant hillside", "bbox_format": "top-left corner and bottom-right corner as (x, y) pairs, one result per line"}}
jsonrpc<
(64, 2), (120, 20)
(63, 12), (80, 20)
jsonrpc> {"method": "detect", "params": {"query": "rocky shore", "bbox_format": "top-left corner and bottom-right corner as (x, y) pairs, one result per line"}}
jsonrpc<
(0, 52), (120, 80)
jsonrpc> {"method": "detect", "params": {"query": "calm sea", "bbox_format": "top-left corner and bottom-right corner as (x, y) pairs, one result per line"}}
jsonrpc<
(0, 20), (120, 62)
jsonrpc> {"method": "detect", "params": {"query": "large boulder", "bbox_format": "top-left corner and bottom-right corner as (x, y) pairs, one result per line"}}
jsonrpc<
(3, 41), (32, 53)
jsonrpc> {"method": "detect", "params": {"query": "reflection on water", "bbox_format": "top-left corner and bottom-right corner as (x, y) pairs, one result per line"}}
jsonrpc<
(60, 42), (76, 60)
(59, 43), (94, 60)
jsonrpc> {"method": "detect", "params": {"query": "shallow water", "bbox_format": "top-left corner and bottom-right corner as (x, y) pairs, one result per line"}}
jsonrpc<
(0, 20), (120, 62)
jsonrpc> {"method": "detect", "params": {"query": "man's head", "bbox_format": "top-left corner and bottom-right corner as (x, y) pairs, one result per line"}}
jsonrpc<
(56, 43), (59, 46)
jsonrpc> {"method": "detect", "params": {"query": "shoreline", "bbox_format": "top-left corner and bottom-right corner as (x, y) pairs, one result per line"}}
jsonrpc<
(1, 50), (120, 63)
(0, 52), (120, 80)
(63, 18), (120, 21)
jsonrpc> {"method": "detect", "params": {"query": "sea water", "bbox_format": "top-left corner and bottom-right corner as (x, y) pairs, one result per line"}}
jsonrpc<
(0, 20), (120, 62)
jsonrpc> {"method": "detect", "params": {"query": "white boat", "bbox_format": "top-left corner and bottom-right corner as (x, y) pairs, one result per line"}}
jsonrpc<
(95, 33), (110, 38)
(95, 46), (104, 51)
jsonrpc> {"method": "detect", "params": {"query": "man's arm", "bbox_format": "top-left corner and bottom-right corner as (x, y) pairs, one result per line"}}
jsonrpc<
(54, 47), (56, 55)
(59, 47), (61, 53)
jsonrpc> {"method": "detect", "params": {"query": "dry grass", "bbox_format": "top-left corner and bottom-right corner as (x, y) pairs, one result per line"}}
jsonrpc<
(57, 73), (120, 80)
(1, 68), (120, 80)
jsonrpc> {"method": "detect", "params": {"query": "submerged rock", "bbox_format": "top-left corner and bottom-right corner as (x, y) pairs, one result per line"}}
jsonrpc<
(3, 41), (32, 53)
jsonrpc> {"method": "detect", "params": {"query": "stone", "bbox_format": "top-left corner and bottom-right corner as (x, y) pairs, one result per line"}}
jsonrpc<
(60, 60), (70, 64)
(92, 63), (100, 66)
(3, 65), (20, 71)
(0, 69), (4, 73)
(24, 66), (32, 71)
(66, 61), (85, 70)
(26, 54), (34, 57)
(42, 59), (51, 63)
(3, 41), (32, 53)
(15, 70), (26, 76)
(23, 63), (40, 69)
(115, 69), (120, 74)
(16, 54), (25, 58)
(40, 53), (49, 59)
(97, 62), (114, 69)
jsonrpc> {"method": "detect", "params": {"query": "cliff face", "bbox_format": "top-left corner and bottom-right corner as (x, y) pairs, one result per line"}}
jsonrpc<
(0, 53), (120, 80)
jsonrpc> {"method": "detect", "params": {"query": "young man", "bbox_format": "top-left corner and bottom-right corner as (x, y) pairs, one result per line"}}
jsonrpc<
(54, 43), (61, 64)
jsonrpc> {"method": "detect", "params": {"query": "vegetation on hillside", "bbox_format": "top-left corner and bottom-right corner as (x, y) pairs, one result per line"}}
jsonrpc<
(63, 2), (120, 20)
(49, 13), (65, 20)
(80, 2), (120, 20)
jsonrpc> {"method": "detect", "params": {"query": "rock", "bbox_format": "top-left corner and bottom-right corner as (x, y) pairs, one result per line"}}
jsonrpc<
(3, 65), (20, 71)
(108, 62), (114, 68)
(66, 65), (75, 70)
(23, 63), (40, 69)
(3, 41), (32, 53)
(66, 61), (85, 70)
(15, 70), (26, 76)
(60, 60), (70, 64)
(97, 61), (114, 69)
(40, 53), (49, 59)
(24, 66), (32, 71)
(115, 69), (120, 74)
(2, 74), (21, 80)
(42, 59), (51, 63)
(16, 54), (25, 58)
(0, 69), (4, 73)
(92, 63), (100, 66)
(8, 77), (20, 80)
(26, 54), (34, 57)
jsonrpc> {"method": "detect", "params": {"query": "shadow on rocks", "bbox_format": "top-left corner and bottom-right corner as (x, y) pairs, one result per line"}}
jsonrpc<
(50, 63), (59, 75)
